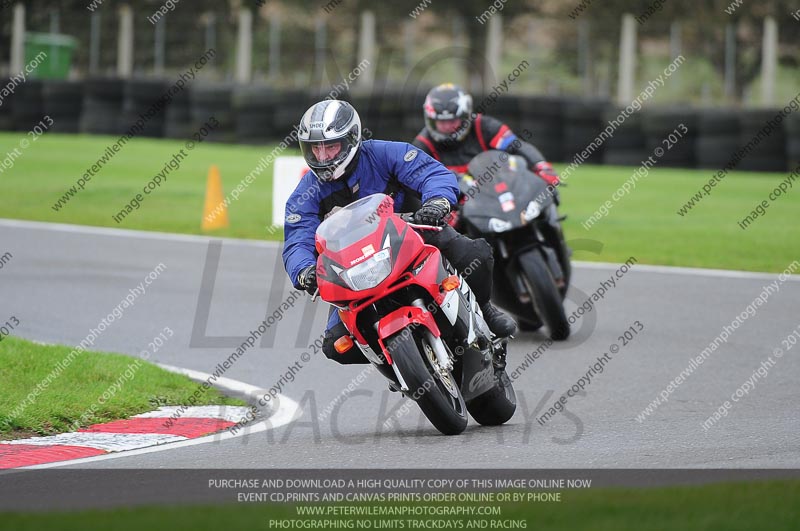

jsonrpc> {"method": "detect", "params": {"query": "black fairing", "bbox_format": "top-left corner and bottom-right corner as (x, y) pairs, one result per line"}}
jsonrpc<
(458, 151), (564, 327)
(460, 151), (553, 234)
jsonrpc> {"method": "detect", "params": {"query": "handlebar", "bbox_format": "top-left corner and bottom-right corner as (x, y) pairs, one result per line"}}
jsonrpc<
(407, 223), (444, 232)
(399, 212), (444, 231)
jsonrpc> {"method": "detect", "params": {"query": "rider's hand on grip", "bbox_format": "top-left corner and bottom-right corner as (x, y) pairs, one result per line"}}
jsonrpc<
(297, 265), (318, 295)
(413, 197), (451, 226)
(533, 161), (560, 187)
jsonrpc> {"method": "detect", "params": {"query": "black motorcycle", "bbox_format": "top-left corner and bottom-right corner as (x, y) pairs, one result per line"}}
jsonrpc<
(455, 151), (571, 340)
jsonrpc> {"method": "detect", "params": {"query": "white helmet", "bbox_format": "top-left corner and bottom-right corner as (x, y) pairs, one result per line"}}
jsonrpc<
(298, 100), (362, 182)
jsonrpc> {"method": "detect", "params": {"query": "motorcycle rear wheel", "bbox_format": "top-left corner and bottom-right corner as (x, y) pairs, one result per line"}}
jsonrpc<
(466, 369), (516, 426)
(388, 331), (468, 435)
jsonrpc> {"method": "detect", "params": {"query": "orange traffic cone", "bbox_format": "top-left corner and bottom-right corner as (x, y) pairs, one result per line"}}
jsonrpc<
(202, 165), (229, 231)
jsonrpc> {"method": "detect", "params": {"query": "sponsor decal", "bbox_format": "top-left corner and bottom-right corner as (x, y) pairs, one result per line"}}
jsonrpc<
(404, 150), (419, 162)
(501, 201), (516, 212)
(286, 213), (301, 224)
(499, 191), (516, 211)
(468, 364), (496, 393)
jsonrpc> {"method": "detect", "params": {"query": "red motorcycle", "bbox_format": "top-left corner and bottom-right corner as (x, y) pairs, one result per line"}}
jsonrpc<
(315, 193), (516, 435)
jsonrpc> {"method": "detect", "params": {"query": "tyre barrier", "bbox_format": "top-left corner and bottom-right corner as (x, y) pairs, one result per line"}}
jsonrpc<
(737, 110), (787, 172)
(519, 96), (565, 162)
(1, 81), (798, 174)
(602, 105), (647, 166)
(348, 92), (374, 123)
(164, 84), (192, 140)
(43, 80), (84, 134)
(233, 85), (277, 145)
(190, 84), (235, 143)
(121, 79), (169, 138)
(0, 78), (13, 131)
(694, 110), (740, 170)
(369, 89), (412, 142)
(642, 108), (697, 167)
(10, 79), (44, 132)
(480, 92), (521, 133)
(400, 87), (431, 142)
(787, 114), (800, 169)
(80, 78), (124, 135)
(269, 89), (308, 146)
(562, 98), (608, 164)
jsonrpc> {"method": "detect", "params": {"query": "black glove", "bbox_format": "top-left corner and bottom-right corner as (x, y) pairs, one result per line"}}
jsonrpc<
(297, 265), (317, 295)
(413, 197), (451, 226)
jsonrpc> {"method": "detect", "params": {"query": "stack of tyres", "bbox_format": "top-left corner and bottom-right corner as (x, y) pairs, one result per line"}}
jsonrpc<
(400, 87), (430, 143)
(270, 89), (309, 146)
(368, 89), (409, 142)
(121, 79), (169, 138)
(80, 78), (124, 135)
(737, 110), (786, 172)
(0, 78), (16, 131)
(481, 93), (521, 134)
(189, 84), (235, 143)
(561, 98), (609, 164)
(348, 92), (375, 139)
(10, 79), (44, 132)
(164, 84), (192, 140)
(233, 85), (276, 144)
(602, 105), (647, 166)
(518, 96), (564, 162)
(308, 87), (350, 105)
(784, 113), (800, 170)
(43, 80), (84, 133)
(641, 108), (697, 167)
(694, 110), (739, 169)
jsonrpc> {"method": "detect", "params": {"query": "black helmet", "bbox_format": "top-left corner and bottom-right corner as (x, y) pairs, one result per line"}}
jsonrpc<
(423, 83), (473, 143)
(298, 100), (362, 182)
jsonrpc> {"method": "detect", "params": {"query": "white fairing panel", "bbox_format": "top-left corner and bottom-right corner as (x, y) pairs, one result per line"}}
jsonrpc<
(440, 289), (459, 325)
(460, 280), (477, 343)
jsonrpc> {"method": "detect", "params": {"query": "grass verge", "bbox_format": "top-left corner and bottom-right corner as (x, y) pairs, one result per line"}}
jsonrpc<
(0, 335), (246, 439)
(0, 480), (797, 530)
(0, 132), (797, 272)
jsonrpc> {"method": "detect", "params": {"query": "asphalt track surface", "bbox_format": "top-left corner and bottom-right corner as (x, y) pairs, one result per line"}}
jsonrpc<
(2, 219), (799, 469)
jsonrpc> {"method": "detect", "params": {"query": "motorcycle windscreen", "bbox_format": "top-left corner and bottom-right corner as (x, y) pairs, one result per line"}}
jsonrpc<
(461, 151), (552, 233)
(317, 193), (394, 252)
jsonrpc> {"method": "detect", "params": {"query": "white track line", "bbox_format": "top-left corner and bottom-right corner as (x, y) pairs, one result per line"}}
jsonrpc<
(14, 364), (302, 470)
(1, 218), (796, 281)
(573, 261), (800, 282)
(0, 218), (279, 248)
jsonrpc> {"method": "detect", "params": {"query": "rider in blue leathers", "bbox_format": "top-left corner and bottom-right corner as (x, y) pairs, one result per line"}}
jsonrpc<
(282, 100), (516, 363)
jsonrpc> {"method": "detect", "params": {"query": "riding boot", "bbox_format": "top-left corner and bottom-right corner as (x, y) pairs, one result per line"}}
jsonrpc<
(479, 302), (517, 337)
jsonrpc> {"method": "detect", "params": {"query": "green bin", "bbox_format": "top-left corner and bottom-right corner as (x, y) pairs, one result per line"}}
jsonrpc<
(23, 32), (77, 79)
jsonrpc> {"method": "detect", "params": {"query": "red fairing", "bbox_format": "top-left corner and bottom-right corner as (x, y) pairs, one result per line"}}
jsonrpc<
(315, 196), (449, 352)
(335, 244), (445, 348)
(376, 306), (441, 364)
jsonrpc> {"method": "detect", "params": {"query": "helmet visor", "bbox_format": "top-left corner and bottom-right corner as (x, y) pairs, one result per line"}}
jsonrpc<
(300, 130), (359, 181)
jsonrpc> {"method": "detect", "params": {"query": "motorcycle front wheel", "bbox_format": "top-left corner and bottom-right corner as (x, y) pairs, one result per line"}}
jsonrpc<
(387, 330), (467, 435)
(518, 249), (570, 340)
